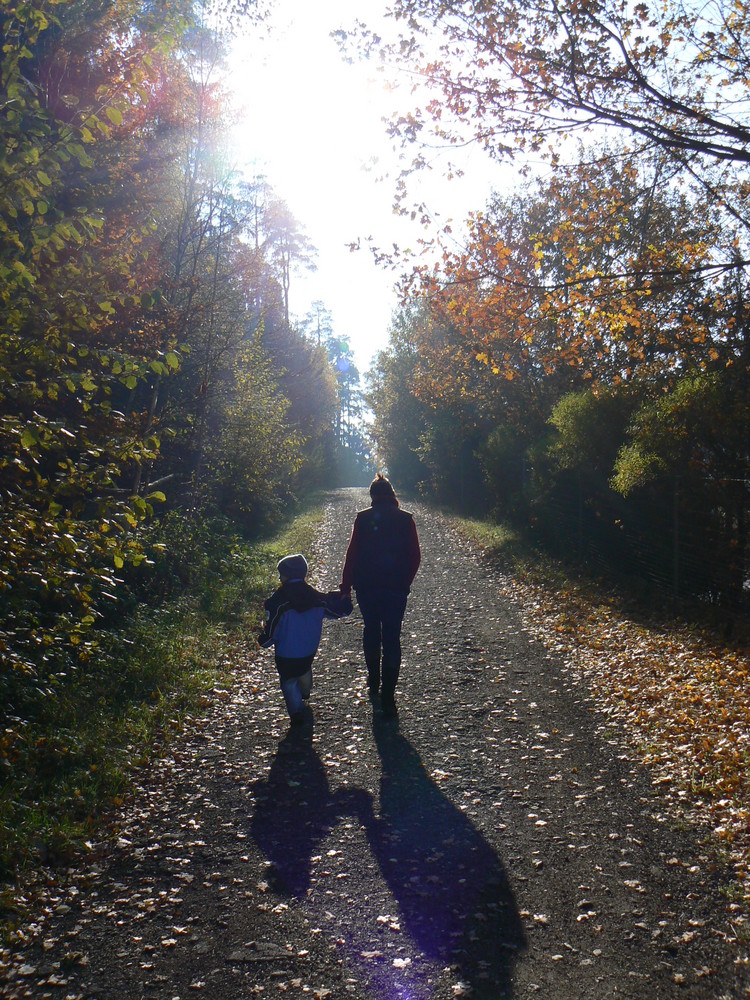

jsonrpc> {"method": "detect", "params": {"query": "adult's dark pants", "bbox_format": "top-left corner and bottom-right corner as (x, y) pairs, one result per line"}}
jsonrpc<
(355, 587), (409, 702)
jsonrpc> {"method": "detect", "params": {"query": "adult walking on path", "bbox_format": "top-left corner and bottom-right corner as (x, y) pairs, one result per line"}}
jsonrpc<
(2, 489), (747, 1000)
(340, 474), (421, 716)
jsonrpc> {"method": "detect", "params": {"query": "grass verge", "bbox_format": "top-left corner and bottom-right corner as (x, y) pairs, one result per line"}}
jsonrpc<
(0, 502), (323, 932)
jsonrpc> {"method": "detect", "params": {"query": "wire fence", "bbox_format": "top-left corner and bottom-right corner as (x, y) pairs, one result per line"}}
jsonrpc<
(518, 473), (749, 614)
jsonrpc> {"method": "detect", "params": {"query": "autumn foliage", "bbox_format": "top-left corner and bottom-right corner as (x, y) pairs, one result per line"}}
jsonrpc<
(365, 0), (749, 616)
(0, 2), (343, 724)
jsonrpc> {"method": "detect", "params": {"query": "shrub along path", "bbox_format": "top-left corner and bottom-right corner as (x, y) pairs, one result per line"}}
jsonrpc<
(1, 489), (747, 999)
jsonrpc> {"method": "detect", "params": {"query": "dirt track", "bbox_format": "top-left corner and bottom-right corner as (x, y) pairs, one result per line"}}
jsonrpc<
(2, 489), (748, 999)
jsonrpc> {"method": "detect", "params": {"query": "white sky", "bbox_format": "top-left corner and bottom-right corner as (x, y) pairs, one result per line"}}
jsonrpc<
(227, 0), (512, 371)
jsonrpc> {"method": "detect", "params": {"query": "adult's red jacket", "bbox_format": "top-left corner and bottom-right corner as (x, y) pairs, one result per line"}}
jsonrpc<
(340, 498), (421, 594)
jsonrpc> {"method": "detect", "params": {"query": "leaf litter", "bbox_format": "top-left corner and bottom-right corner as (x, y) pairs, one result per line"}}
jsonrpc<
(495, 568), (750, 897)
(2, 491), (749, 999)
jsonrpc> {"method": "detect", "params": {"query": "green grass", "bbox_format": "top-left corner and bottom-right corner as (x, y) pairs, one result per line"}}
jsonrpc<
(449, 514), (570, 591)
(0, 503), (323, 930)
(452, 510), (676, 618)
(451, 516), (524, 564)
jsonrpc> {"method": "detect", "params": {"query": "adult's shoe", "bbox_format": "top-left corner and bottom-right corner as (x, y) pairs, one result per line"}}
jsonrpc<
(381, 697), (397, 719)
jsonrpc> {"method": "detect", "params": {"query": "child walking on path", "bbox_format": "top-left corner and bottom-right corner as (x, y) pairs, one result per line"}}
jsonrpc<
(259, 553), (352, 725)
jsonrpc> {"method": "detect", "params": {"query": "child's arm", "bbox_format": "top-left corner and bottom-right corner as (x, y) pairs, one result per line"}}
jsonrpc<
(258, 592), (285, 646)
(257, 613), (273, 647)
(322, 589), (353, 619)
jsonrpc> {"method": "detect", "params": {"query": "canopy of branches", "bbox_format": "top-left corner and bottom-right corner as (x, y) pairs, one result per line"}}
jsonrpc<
(363, 0), (749, 612)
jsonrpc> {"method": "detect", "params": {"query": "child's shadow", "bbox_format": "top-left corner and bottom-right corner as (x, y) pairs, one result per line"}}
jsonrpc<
(249, 725), (369, 897)
(363, 719), (526, 998)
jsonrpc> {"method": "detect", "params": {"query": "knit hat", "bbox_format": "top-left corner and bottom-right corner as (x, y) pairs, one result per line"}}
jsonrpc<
(369, 474), (396, 499)
(277, 553), (308, 580)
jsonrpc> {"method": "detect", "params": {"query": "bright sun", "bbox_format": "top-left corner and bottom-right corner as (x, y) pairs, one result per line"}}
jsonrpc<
(227, 1), (506, 370)
(227, 0), (406, 369)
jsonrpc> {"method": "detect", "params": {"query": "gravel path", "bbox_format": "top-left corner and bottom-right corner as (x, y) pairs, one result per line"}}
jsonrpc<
(2, 489), (748, 1000)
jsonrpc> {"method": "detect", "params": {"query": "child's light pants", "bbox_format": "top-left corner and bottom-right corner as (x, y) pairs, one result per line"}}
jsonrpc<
(280, 669), (312, 716)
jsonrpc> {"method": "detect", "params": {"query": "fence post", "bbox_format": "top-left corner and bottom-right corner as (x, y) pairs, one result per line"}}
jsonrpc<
(673, 476), (680, 600)
(578, 471), (584, 563)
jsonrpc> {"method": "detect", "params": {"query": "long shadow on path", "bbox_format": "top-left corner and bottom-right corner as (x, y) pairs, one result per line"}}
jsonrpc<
(250, 722), (341, 897)
(250, 721), (370, 898)
(249, 719), (525, 998)
(364, 718), (526, 999)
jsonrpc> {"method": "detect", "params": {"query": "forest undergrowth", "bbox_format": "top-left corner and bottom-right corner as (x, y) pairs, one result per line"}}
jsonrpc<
(455, 515), (750, 905)
(0, 503), (324, 926)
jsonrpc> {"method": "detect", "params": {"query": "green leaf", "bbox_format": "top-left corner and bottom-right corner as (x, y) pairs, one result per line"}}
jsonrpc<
(165, 351), (180, 370)
(60, 535), (77, 556)
(21, 428), (37, 450)
(106, 106), (124, 126)
(146, 491), (166, 503)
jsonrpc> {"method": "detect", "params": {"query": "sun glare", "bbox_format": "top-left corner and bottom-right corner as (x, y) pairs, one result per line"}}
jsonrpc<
(227, 1), (509, 370)
(227, 1), (405, 368)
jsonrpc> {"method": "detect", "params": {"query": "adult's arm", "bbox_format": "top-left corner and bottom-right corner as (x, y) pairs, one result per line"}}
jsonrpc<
(340, 518), (361, 592)
(407, 517), (421, 585)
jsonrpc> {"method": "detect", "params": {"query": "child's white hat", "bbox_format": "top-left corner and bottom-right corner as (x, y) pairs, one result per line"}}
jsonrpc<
(277, 553), (308, 579)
